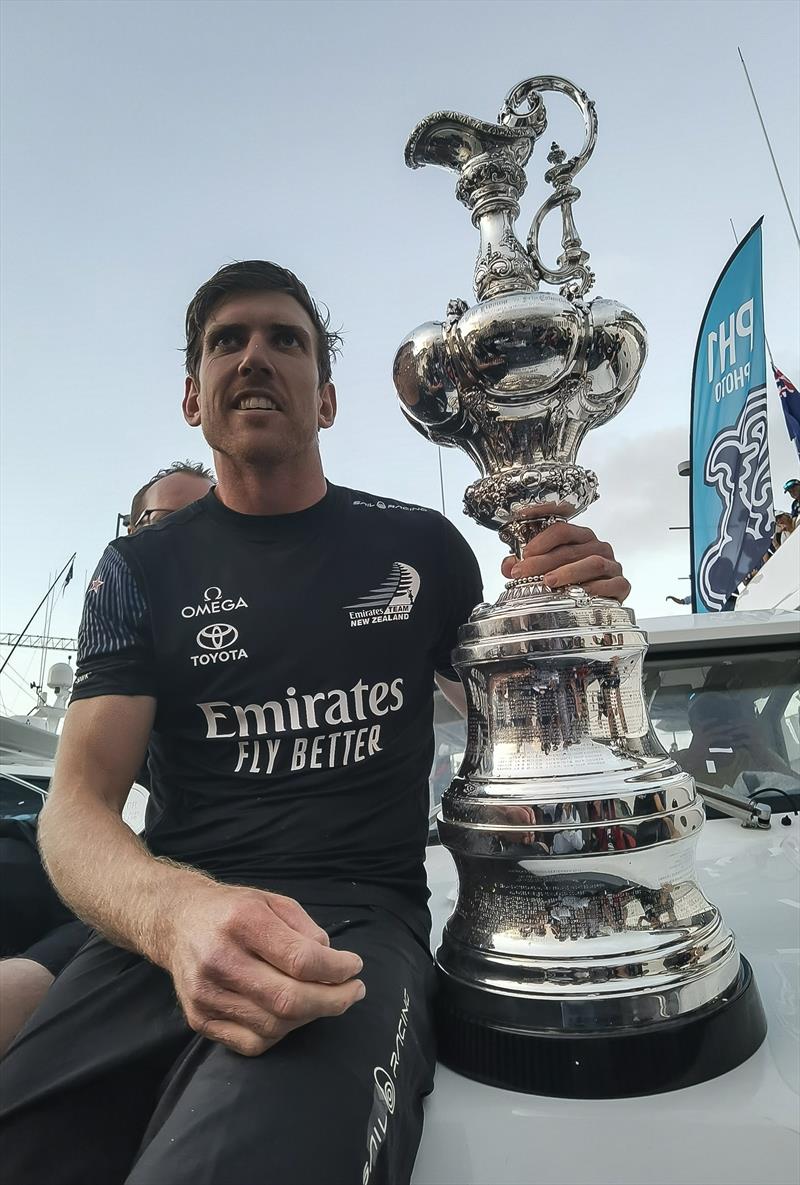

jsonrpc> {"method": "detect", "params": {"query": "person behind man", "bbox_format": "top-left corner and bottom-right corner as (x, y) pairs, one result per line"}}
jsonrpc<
(784, 478), (800, 520)
(0, 462), (214, 1057)
(127, 460), (215, 533)
(0, 262), (630, 1185)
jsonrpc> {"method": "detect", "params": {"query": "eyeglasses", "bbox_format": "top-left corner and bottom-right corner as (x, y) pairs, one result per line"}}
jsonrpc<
(132, 508), (174, 529)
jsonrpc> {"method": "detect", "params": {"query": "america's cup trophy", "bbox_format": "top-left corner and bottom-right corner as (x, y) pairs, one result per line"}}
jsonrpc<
(393, 76), (766, 1097)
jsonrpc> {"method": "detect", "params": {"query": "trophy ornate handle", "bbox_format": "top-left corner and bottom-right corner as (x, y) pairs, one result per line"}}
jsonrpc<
(500, 76), (598, 299)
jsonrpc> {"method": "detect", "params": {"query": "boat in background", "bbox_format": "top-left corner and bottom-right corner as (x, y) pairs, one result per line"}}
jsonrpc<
(0, 661), (72, 768)
(736, 527), (800, 612)
(0, 661), (147, 833)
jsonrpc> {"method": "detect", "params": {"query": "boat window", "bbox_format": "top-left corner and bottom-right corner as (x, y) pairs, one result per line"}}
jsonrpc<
(428, 647), (800, 835)
(430, 696), (466, 838)
(782, 690), (800, 770)
(0, 774), (49, 822)
(644, 650), (800, 810)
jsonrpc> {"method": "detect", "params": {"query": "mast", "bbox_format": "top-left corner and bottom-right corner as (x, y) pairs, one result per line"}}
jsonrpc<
(0, 553), (77, 677)
(738, 47), (800, 250)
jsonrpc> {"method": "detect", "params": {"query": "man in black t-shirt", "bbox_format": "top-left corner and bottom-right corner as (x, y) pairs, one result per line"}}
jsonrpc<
(0, 262), (630, 1185)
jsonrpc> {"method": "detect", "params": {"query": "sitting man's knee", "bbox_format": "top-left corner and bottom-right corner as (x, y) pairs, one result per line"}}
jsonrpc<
(0, 958), (55, 1056)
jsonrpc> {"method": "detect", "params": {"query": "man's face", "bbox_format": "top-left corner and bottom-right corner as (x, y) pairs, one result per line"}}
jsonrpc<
(182, 291), (336, 467)
(788, 482), (800, 500)
(131, 471), (213, 532)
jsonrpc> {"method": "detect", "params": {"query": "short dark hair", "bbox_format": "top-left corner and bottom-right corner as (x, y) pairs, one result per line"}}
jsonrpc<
(129, 460), (215, 525)
(184, 260), (342, 386)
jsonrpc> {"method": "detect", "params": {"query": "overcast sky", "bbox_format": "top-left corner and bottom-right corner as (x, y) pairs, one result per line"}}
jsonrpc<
(1, 0), (798, 714)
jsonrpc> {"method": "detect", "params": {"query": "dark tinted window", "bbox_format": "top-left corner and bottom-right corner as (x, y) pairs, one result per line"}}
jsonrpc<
(0, 775), (49, 822)
(429, 650), (800, 828)
(644, 649), (800, 810)
(430, 695), (467, 841)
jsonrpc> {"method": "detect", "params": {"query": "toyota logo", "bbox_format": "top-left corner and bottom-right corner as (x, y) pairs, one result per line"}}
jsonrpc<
(196, 623), (239, 651)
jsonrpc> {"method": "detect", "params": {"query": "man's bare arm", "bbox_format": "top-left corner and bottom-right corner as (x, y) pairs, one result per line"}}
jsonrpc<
(38, 695), (208, 967)
(38, 696), (365, 1055)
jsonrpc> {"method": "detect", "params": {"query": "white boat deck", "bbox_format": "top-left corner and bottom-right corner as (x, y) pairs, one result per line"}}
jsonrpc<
(415, 817), (800, 1185)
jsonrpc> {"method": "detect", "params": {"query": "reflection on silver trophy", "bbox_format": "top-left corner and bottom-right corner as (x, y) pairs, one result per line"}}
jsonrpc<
(394, 75), (766, 1096)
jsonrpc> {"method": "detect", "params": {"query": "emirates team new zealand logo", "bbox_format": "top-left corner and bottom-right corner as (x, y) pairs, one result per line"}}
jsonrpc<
(344, 562), (421, 628)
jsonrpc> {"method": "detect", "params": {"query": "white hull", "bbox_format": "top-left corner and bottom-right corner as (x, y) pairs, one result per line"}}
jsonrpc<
(416, 818), (799, 1185)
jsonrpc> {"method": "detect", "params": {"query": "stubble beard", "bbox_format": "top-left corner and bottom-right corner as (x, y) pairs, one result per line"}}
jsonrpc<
(208, 418), (319, 474)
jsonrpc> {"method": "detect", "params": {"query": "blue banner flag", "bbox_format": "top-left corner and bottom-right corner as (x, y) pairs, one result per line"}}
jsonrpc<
(690, 219), (772, 613)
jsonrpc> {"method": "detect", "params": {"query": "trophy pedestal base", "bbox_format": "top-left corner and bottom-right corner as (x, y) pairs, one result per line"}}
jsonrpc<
(435, 958), (767, 1098)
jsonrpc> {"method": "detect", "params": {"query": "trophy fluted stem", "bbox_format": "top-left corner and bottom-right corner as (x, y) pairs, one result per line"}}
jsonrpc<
(499, 513), (562, 558)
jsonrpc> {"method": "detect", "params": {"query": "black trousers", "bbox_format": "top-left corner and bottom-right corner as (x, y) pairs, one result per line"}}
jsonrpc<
(0, 831), (76, 956)
(0, 904), (437, 1185)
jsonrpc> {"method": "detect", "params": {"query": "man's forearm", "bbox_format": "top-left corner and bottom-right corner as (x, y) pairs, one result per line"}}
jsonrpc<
(38, 795), (213, 968)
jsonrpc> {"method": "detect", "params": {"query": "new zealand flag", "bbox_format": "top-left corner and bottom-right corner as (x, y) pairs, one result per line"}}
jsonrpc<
(773, 365), (800, 457)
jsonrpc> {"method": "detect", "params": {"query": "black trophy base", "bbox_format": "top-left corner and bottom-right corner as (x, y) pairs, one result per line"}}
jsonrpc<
(435, 958), (767, 1099)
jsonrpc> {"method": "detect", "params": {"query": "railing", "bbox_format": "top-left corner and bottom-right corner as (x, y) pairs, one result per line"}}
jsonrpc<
(0, 632), (78, 652)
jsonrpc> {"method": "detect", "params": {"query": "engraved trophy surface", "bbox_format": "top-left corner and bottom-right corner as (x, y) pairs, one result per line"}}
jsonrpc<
(394, 76), (766, 1097)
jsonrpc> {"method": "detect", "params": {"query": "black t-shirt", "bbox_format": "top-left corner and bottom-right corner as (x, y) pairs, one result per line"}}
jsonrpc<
(72, 484), (482, 932)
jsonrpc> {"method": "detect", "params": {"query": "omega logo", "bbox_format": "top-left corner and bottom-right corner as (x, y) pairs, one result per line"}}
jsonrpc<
(196, 623), (239, 651)
(181, 585), (249, 619)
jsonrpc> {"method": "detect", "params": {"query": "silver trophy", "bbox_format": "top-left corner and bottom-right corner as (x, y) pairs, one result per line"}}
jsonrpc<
(394, 76), (765, 1097)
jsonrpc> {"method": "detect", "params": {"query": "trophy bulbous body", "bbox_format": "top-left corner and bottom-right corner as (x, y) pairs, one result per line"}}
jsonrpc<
(394, 292), (646, 533)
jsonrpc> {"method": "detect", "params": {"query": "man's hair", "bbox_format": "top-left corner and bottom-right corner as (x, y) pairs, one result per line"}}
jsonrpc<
(129, 460), (215, 524)
(184, 260), (342, 386)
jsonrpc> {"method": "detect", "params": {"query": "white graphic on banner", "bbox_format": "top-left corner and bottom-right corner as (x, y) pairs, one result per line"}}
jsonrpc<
(698, 386), (772, 611)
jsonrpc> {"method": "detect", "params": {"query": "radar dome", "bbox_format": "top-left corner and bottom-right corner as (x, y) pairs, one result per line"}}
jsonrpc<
(47, 663), (74, 692)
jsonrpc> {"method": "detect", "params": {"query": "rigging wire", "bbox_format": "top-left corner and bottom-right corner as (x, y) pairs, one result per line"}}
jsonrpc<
(437, 448), (447, 517)
(0, 553), (76, 678)
(737, 47), (800, 250)
(1, 662), (37, 701)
